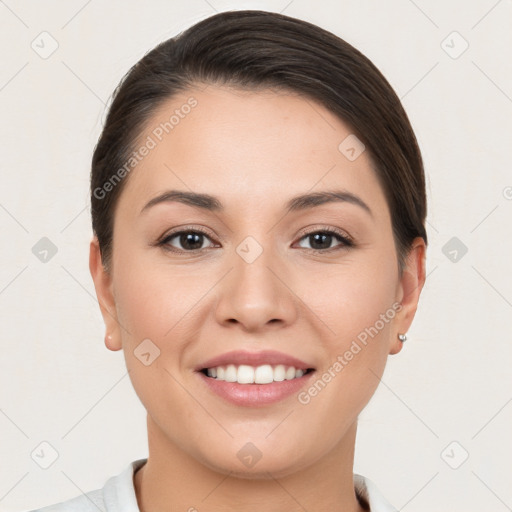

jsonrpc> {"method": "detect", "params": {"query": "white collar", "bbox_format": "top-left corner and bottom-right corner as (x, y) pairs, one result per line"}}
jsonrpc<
(354, 473), (398, 511)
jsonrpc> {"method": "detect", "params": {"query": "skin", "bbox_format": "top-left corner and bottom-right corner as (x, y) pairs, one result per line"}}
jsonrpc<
(90, 84), (426, 512)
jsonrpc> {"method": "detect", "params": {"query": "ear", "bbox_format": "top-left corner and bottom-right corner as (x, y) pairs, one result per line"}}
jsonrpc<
(389, 237), (427, 355)
(89, 237), (122, 351)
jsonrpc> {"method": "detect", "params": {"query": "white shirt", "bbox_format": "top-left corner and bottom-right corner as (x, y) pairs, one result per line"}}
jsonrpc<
(28, 458), (398, 512)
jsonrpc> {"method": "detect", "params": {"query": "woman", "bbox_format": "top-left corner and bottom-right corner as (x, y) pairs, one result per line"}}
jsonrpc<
(31, 9), (427, 512)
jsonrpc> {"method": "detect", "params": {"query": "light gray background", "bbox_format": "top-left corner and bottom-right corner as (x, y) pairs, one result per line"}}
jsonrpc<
(1, 1), (511, 511)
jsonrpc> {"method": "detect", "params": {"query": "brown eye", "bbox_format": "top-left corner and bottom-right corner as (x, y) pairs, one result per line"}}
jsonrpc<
(159, 229), (216, 252)
(296, 229), (354, 252)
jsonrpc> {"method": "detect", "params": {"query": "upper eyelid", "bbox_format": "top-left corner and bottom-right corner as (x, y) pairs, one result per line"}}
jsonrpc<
(160, 225), (218, 243)
(160, 225), (352, 247)
(295, 225), (352, 242)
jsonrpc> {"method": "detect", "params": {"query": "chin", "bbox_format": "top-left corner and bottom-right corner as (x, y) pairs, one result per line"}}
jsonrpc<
(200, 453), (306, 480)
(193, 438), (313, 480)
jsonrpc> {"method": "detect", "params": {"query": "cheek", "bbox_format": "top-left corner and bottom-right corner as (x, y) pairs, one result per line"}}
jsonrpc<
(111, 247), (209, 400)
(306, 254), (398, 348)
(297, 249), (398, 413)
(296, 262), (397, 434)
(112, 244), (203, 341)
(111, 256), (200, 429)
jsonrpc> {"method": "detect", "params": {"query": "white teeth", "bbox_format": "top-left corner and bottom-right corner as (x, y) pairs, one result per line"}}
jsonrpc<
(273, 364), (286, 382)
(285, 366), (296, 380)
(205, 364), (309, 384)
(225, 364), (237, 382)
(237, 365), (255, 384)
(255, 364), (273, 384)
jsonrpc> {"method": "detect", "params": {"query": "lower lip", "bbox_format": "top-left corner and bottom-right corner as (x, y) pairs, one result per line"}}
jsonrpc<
(196, 370), (316, 407)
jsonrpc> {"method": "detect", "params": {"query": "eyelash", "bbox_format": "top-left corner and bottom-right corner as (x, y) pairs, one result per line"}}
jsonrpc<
(156, 225), (354, 255)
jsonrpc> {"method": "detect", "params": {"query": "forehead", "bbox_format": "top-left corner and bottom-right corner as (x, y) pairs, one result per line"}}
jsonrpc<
(119, 84), (388, 219)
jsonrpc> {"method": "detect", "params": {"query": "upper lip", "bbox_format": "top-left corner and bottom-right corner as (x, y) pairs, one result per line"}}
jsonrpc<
(195, 350), (315, 371)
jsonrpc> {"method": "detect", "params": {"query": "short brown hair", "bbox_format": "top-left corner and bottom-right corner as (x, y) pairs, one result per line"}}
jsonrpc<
(91, 9), (427, 273)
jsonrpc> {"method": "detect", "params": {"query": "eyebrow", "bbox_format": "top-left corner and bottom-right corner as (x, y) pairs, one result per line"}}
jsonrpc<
(140, 189), (373, 217)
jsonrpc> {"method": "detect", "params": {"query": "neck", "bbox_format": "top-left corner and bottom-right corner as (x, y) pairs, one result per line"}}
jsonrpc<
(134, 415), (366, 512)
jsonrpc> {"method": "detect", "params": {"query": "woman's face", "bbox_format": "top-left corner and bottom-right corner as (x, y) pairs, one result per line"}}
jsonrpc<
(90, 84), (425, 477)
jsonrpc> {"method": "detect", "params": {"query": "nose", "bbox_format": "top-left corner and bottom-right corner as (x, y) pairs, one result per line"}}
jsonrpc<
(214, 243), (299, 333)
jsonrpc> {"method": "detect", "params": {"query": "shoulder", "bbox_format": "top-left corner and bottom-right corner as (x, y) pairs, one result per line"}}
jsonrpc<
(24, 459), (147, 512)
(24, 489), (105, 512)
(354, 473), (398, 512)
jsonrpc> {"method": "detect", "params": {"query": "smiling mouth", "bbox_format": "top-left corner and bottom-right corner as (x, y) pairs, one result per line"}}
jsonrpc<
(200, 364), (315, 384)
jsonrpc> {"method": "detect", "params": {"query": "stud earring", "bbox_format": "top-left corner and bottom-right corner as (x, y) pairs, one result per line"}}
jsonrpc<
(398, 333), (407, 342)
